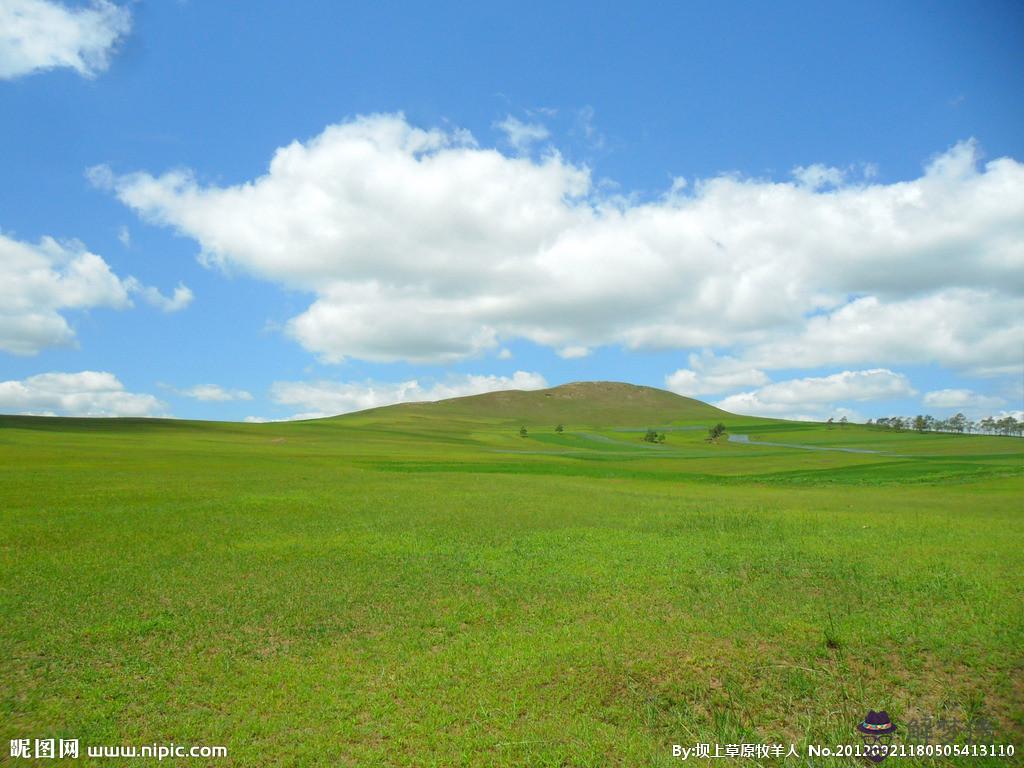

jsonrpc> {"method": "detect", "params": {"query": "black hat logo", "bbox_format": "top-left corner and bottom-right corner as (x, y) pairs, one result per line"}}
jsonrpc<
(857, 711), (895, 763)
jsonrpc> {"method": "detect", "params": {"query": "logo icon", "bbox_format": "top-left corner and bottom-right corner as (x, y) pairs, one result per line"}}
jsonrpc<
(857, 711), (896, 763)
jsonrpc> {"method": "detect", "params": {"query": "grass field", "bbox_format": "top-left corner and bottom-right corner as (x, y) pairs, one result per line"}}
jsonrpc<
(2, 382), (1022, 766)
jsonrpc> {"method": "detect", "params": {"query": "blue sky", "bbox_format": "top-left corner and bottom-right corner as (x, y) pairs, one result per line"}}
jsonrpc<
(1, 0), (1022, 422)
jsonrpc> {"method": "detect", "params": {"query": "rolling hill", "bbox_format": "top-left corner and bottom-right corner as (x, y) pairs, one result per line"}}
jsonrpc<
(335, 380), (731, 427)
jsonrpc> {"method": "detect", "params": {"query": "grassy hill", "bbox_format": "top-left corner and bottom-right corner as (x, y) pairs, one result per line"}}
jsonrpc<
(344, 380), (730, 426)
(1, 384), (1022, 766)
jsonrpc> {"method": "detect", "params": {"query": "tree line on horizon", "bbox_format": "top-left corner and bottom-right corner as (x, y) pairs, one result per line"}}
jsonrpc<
(518, 415), (1022, 439)
(865, 413), (1022, 437)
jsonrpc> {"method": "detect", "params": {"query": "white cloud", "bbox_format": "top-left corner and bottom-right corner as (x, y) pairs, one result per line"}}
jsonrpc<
(117, 225), (131, 247)
(0, 0), (131, 79)
(0, 232), (129, 354)
(792, 163), (846, 190)
(716, 368), (917, 419)
(287, 285), (502, 363)
(0, 371), (164, 416)
(666, 351), (769, 396)
(0, 232), (193, 354)
(576, 105), (604, 149)
(766, 405), (866, 424)
(270, 370), (548, 417)
(922, 388), (1005, 409)
(557, 345), (590, 359)
(98, 117), (1024, 379)
(124, 278), (194, 313)
(495, 115), (550, 153)
(178, 384), (252, 402)
(743, 291), (1024, 376)
(497, 348), (513, 360)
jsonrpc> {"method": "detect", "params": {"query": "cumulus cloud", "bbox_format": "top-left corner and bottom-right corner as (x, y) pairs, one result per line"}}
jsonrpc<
(495, 115), (550, 153)
(716, 368), (917, 419)
(177, 384), (252, 402)
(124, 278), (194, 313)
(270, 370), (548, 418)
(0, 0), (131, 79)
(922, 388), (1005, 409)
(0, 371), (164, 416)
(97, 116), (1024, 379)
(743, 291), (1024, 377)
(0, 232), (129, 354)
(666, 351), (770, 396)
(0, 232), (193, 354)
(791, 163), (846, 190)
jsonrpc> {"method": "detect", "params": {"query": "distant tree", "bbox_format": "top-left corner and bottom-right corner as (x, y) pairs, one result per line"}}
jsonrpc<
(949, 412), (967, 434)
(913, 415), (928, 433)
(644, 428), (659, 443)
(891, 417), (905, 432)
(555, 424), (564, 434)
(875, 417), (889, 429)
(923, 415), (936, 432)
(995, 416), (1020, 437)
(980, 416), (996, 435)
(839, 416), (849, 427)
(657, 432), (666, 443)
(826, 417), (834, 428)
(519, 426), (528, 438)
(709, 423), (727, 440)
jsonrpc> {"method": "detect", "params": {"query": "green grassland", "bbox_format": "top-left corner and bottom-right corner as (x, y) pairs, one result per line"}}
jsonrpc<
(1, 382), (1021, 766)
